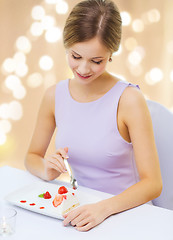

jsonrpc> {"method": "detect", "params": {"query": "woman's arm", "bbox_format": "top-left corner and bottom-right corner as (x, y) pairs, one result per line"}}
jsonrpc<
(25, 85), (68, 180)
(63, 86), (163, 231)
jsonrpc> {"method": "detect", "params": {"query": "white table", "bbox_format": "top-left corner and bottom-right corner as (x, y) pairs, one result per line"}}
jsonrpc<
(1, 166), (173, 240)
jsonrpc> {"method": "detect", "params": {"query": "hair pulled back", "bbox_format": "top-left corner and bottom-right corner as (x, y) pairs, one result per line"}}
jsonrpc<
(63, 0), (122, 53)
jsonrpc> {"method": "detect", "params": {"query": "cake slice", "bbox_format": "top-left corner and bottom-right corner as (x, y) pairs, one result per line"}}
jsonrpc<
(52, 186), (80, 215)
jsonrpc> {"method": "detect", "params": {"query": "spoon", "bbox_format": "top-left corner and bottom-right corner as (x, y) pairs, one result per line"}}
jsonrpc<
(64, 159), (78, 190)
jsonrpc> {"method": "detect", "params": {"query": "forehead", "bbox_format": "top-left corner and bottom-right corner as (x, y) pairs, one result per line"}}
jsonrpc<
(69, 37), (110, 58)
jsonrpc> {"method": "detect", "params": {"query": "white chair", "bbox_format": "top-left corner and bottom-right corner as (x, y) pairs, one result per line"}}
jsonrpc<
(147, 100), (173, 210)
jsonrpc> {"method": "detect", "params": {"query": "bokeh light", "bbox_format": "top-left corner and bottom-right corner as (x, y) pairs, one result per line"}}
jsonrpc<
(15, 36), (32, 53)
(124, 37), (138, 51)
(147, 9), (160, 23)
(30, 22), (44, 37)
(31, 6), (45, 20)
(0, 120), (12, 134)
(39, 55), (54, 71)
(15, 62), (28, 77)
(45, 27), (61, 42)
(13, 52), (26, 64)
(56, 1), (68, 15)
(5, 75), (21, 91)
(145, 68), (163, 85)
(121, 11), (131, 26)
(0, 133), (6, 145)
(12, 85), (26, 100)
(2, 58), (16, 73)
(0, 101), (23, 120)
(27, 73), (43, 88)
(41, 16), (55, 30)
(132, 19), (144, 32)
(9, 101), (23, 120)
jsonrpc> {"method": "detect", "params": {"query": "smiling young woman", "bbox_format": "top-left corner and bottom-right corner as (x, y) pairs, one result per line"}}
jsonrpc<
(25, 0), (162, 232)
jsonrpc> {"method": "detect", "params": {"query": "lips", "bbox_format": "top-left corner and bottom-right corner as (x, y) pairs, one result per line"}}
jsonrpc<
(76, 72), (92, 79)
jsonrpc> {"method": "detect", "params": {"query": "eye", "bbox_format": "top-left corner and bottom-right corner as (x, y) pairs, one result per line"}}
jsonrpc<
(72, 54), (81, 60)
(92, 60), (103, 65)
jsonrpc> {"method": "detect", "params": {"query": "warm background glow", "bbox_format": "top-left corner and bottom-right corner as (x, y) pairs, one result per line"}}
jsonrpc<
(0, 0), (173, 170)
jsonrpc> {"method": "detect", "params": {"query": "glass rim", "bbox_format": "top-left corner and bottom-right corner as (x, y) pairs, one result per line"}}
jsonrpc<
(0, 207), (17, 219)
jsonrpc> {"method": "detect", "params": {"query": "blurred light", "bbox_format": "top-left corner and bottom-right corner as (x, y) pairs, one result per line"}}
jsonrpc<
(0, 120), (12, 134)
(27, 73), (43, 88)
(0, 104), (10, 119)
(16, 36), (32, 53)
(31, 6), (45, 20)
(129, 65), (143, 77)
(15, 62), (28, 77)
(56, 1), (68, 15)
(113, 45), (122, 56)
(120, 11), (131, 26)
(132, 19), (144, 32)
(5, 75), (21, 91)
(147, 9), (160, 23)
(135, 46), (146, 58)
(13, 52), (26, 63)
(9, 101), (23, 120)
(30, 22), (44, 37)
(149, 68), (163, 81)
(145, 68), (163, 85)
(41, 16), (55, 30)
(170, 70), (173, 82)
(128, 50), (142, 66)
(39, 55), (54, 71)
(0, 133), (7, 145)
(167, 41), (173, 54)
(2, 58), (16, 73)
(124, 37), (138, 51)
(45, 27), (61, 43)
(13, 85), (26, 100)
(44, 73), (57, 88)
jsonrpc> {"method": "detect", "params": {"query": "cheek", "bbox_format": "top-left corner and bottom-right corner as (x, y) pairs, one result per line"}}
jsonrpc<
(67, 56), (77, 70)
(94, 63), (107, 74)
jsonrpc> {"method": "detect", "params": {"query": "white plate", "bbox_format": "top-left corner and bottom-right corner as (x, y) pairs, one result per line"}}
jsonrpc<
(4, 182), (101, 220)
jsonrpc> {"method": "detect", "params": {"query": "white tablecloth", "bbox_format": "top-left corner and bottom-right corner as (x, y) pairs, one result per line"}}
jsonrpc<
(1, 166), (173, 240)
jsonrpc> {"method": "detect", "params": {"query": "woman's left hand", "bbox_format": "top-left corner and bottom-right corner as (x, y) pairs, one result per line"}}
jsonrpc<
(63, 202), (108, 231)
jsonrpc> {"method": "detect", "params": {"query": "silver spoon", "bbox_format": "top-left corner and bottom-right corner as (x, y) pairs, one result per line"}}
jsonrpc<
(64, 158), (78, 190)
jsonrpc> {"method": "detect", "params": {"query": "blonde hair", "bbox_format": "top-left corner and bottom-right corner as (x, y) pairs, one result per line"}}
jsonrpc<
(63, 0), (122, 53)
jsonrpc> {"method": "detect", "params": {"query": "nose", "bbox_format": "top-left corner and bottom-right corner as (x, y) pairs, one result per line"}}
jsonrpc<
(77, 61), (91, 76)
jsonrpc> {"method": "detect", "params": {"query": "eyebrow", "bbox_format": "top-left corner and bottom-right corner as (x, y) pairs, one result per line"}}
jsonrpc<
(72, 50), (104, 60)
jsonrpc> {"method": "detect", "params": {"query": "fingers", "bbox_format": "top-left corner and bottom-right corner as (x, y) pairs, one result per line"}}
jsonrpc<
(63, 204), (103, 232)
(63, 209), (83, 226)
(63, 209), (94, 232)
(56, 147), (69, 159)
(46, 146), (69, 173)
(46, 155), (66, 173)
(64, 147), (68, 154)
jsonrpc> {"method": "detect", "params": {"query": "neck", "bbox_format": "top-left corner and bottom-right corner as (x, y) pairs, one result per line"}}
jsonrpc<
(69, 72), (118, 102)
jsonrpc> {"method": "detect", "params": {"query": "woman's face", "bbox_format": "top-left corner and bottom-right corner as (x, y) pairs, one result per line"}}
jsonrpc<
(67, 37), (111, 85)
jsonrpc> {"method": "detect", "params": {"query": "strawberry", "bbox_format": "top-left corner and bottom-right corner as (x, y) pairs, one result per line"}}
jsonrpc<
(52, 195), (64, 207)
(43, 191), (52, 199)
(58, 186), (68, 194)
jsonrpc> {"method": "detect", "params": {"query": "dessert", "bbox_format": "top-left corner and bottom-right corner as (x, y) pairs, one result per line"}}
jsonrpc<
(52, 186), (80, 215)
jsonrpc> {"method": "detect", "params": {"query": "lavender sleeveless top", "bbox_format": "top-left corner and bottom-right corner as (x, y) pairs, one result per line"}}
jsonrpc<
(55, 79), (140, 195)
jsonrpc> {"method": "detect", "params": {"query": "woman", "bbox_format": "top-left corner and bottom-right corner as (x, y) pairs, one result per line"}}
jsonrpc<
(25, 0), (162, 231)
